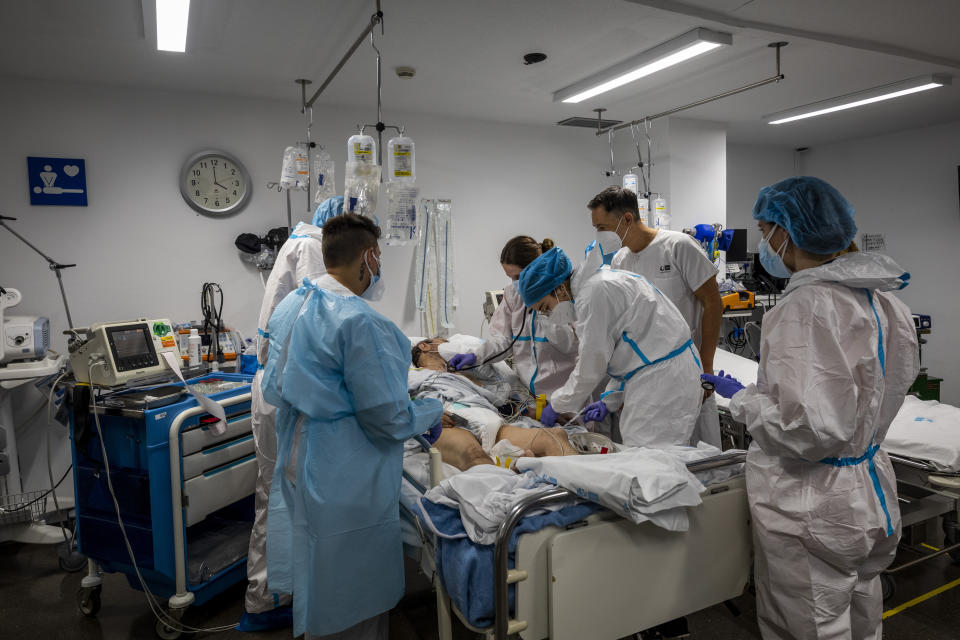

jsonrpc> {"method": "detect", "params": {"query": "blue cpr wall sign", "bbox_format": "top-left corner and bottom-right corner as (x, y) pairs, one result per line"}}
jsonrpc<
(27, 157), (88, 206)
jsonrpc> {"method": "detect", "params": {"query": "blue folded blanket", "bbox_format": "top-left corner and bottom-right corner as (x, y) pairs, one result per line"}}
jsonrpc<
(416, 498), (599, 628)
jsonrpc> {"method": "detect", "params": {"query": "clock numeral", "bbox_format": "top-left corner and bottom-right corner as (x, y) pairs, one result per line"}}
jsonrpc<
(191, 179), (196, 186)
(225, 197), (230, 204)
(203, 197), (208, 204)
(224, 162), (230, 168)
(233, 180), (240, 186)
(193, 170), (200, 176)
(200, 161), (207, 168)
(215, 200), (220, 207)
(195, 190), (200, 196)
(233, 190), (238, 196)
(211, 159), (218, 166)
(231, 169), (236, 175)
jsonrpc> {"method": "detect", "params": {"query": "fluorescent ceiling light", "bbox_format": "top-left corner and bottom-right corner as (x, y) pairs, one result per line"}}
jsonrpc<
(766, 74), (952, 125)
(554, 28), (732, 104)
(156, 0), (190, 52)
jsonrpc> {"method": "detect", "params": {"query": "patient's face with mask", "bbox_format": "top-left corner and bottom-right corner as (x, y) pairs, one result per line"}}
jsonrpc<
(412, 338), (449, 371)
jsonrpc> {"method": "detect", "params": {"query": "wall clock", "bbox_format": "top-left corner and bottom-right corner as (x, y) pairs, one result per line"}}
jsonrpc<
(180, 150), (251, 216)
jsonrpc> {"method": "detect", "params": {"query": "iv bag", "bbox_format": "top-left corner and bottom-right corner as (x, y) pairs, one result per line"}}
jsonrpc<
(347, 133), (377, 165)
(654, 195), (670, 230)
(638, 197), (649, 226)
(312, 148), (336, 204)
(344, 161), (381, 216)
(386, 135), (415, 183)
(414, 199), (458, 336)
(622, 172), (638, 196)
(280, 144), (309, 190)
(384, 183), (420, 246)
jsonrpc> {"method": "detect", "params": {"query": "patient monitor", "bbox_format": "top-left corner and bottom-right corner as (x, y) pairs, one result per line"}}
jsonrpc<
(483, 290), (504, 322)
(68, 318), (180, 386)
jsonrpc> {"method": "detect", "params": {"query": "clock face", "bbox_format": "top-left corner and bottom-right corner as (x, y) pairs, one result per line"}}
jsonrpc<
(180, 151), (251, 215)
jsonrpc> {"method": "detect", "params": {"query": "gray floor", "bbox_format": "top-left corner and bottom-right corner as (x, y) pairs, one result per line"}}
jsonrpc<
(3, 538), (960, 639)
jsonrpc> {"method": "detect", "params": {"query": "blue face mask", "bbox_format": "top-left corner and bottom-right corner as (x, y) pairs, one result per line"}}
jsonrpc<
(758, 224), (793, 279)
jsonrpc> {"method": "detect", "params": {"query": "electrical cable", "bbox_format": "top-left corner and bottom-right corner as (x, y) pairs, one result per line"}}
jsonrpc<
(44, 372), (71, 543)
(88, 361), (238, 634)
(201, 283), (225, 368)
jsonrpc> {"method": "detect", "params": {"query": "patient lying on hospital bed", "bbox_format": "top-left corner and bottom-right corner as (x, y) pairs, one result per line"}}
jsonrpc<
(410, 338), (578, 471)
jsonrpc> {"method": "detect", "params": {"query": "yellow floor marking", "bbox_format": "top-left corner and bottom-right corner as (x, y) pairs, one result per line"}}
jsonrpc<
(883, 576), (960, 619)
(921, 543), (941, 552)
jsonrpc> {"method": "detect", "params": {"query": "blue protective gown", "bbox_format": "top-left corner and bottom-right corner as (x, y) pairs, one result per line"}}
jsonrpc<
(261, 274), (442, 637)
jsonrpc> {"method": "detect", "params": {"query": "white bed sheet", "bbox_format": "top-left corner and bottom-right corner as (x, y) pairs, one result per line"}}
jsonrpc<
(883, 395), (960, 471)
(712, 349), (759, 409)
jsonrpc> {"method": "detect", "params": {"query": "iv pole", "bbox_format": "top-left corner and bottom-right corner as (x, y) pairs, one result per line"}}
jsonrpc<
(0, 215), (76, 329)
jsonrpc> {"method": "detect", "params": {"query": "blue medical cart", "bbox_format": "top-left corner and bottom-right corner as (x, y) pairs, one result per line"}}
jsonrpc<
(69, 373), (256, 639)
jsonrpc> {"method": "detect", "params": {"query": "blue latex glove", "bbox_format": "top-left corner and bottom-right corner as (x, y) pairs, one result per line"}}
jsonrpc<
(539, 403), (559, 427)
(423, 422), (443, 445)
(449, 353), (477, 370)
(700, 370), (745, 399)
(583, 401), (609, 423)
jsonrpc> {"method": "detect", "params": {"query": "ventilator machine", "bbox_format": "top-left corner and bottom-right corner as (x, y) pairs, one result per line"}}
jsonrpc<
(483, 290), (504, 322)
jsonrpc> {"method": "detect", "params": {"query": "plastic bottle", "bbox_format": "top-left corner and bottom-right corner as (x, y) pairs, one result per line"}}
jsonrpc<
(347, 133), (377, 165)
(637, 197), (649, 226)
(622, 172), (638, 196)
(188, 329), (201, 367)
(654, 195), (670, 230)
(387, 135), (415, 182)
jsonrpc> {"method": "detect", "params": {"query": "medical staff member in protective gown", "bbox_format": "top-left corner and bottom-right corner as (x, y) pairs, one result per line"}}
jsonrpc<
(702, 177), (918, 640)
(448, 236), (578, 397)
(262, 213), (443, 640)
(590, 186), (724, 448)
(516, 246), (702, 447)
(240, 196), (343, 631)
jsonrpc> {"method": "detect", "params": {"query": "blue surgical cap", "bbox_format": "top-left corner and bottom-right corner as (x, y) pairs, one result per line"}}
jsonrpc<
(517, 247), (572, 306)
(312, 196), (344, 227)
(753, 177), (857, 254)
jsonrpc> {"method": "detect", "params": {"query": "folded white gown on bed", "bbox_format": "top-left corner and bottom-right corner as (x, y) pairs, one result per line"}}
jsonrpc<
(883, 395), (960, 471)
(516, 448), (706, 530)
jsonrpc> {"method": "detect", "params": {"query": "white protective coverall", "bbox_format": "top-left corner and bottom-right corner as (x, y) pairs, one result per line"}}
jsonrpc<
(245, 221), (326, 613)
(728, 252), (918, 639)
(612, 229), (722, 447)
(471, 283), (578, 397)
(550, 253), (703, 448)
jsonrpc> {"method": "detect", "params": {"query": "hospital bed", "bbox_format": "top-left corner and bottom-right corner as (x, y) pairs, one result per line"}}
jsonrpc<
(400, 442), (752, 640)
(712, 349), (960, 599)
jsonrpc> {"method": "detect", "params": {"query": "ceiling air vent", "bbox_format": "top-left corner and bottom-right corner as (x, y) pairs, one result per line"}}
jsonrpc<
(557, 116), (622, 129)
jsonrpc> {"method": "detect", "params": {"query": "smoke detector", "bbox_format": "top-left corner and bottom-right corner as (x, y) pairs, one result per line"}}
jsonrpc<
(395, 66), (416, 79)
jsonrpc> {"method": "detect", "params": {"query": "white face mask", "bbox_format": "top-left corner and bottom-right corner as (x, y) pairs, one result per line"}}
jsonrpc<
(595, 217), (626, 265)
(361, 250), (384, 301)
(550, 300), (576, 325)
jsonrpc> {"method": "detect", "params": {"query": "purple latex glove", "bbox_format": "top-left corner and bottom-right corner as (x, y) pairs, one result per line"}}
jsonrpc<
(423, 422), (443, 445)
(583, 401), (610, 423)
(539, 403), (559, 427)
(699, 370), (745, 399)
(449, 353), (477, 370)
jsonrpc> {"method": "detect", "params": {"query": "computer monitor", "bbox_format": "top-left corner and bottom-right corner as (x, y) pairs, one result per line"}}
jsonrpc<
(724, 229), (748, 262)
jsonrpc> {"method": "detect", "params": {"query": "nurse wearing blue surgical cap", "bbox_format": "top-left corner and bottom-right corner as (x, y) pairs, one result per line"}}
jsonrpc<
(517, 247), (703, 448)
(702, 177), (918, 640)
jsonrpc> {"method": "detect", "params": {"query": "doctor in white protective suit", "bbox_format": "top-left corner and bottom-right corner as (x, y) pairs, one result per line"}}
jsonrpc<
(448, 235), (579, 398)
(703, 177), (919, 640)
(238, 196), (343, 631)
(516, 246), (702, 448)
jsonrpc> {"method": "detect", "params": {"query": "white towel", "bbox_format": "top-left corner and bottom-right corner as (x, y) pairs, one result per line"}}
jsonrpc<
(884, 395), (960, 471)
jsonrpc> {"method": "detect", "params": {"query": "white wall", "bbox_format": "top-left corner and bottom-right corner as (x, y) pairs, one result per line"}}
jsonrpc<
(726, 143), (796, 247)
(800, 120), (960, 404)
(0, 76), (618, 349)
(666, 118), (727, 232)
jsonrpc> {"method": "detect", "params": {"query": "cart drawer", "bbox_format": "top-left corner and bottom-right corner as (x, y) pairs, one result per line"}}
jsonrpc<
(182, 434), (256, 481)
(183, 455), (257, 527)
(181, 414), (252, 456)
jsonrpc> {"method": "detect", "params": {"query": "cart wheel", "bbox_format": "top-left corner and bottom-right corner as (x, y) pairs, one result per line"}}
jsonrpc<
(58, 541), (87, 573)
(77, 585), (102, 617)
(881, 574), (896, 601)
(155, 617), (182, 640)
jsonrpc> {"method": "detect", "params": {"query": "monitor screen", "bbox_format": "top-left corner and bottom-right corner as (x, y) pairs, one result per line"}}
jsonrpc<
(112, 328), (152, 359)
